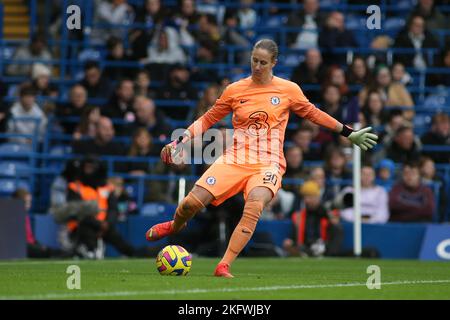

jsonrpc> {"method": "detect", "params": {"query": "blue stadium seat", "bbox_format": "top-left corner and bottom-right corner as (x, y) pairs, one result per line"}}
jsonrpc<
(0, 179), (30, 195)
(0, 161), (32, 176)
(140, 202), (177, 220)
(0, 143), (32, 154)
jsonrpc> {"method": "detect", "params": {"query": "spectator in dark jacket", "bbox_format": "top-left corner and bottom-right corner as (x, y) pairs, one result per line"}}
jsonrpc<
(102, 79), (135, 122)
(421, 112), (450, 164)
(384, 125), (422, 164)
(389, 162), (435, 222)
(79, 61), (113, 99)
(393, 15), (439, 69)
(73, 116), (125, 156)
(129, 95), (172, 141)
(290, 48), (326, 103)
(318, 11), (358, 65)
(103, 36), (135, 81)
(57, 84), (89, 134)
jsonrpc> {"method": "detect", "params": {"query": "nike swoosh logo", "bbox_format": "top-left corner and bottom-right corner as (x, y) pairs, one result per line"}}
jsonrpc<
(240, 99), (249, 104)
(242, 229), (251, 234)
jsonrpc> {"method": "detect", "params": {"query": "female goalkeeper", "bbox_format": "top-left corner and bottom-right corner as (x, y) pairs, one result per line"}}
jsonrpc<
(146, 39), (378, 277)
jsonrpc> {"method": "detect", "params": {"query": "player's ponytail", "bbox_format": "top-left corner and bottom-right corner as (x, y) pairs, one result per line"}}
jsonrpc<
(253, 39), (278, 62)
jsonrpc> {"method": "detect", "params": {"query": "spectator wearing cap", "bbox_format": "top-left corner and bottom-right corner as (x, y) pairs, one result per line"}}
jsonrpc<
(7, 83), (47, 144)
(421, 112), (450, 164)
(376, 159), (396, 191)
(389, 162), (435, 222)
(340, 165), (390, 224)
(283, 180), (343, 257)
(30, 63), (58, 97)
(6, 34), (53, 76)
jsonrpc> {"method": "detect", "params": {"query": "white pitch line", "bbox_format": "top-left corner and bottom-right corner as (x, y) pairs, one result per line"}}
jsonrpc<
(1, 279), (450, 300)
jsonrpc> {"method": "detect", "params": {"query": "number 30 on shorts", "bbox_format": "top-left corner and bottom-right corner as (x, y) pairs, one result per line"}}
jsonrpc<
(263, 172), (278, 186)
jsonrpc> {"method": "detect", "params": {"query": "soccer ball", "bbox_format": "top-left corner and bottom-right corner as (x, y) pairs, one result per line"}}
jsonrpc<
(156, 245), (192, 276)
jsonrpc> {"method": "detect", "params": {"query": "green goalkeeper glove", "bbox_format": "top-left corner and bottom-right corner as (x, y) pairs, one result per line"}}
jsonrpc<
(346, 126), (378, 151)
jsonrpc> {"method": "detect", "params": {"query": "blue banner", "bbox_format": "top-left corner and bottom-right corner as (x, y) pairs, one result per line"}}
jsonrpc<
(419, 225), (450, 261)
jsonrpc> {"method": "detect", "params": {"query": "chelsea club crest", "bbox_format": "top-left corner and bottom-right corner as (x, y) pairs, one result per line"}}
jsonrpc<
(270, 96), (280, 105)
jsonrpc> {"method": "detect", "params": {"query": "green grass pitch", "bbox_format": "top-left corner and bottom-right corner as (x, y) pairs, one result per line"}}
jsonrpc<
(0, 257), (449, 300)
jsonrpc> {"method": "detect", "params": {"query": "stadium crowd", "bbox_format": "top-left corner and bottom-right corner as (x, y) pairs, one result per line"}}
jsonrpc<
(0, 0), (449, 258)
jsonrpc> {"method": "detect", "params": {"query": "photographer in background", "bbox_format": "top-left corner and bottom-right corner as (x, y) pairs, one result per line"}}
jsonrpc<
(283, 181), (343, 257)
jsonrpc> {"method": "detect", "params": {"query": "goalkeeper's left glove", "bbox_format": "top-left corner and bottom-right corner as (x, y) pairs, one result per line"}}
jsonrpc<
(341, 125), (378, 151)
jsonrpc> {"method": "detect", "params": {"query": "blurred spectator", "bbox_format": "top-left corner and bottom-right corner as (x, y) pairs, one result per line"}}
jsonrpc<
(79, 61), (113, 99)
(102, 79), (135, 122)
(346, 56), (371, 86)
(420, 156), (447, 222)
(324, 66), (350, 101)
(57, 85), (89, 134)
(291, 126), (322, 161)
(221, 10), (251, 65)
(0, 80), (9, 134)
(237, 0), (257, 29)
(283, 180), (343, 257)
(358, 65), (414, 120)
(131, 95), (172, 140)
(381, 125), (422, 164)
(318, 11), (358, 65)
(380, 109), (407, 145)
(91, 0), (135, 44)
(129, 0), (166, 61)
(66, 156), (152, 258)
(393, 15), (439, 70)
(157, 64), (198, 119)
(324, 147), (352, 201)
(283, 145), (307, 193)
(72, 116), (125, 156)
(361, 90), (388, 127)
(427, 45), (450, 87)
(391, 62), (413, 86)
(376, 159), (396, 192)
(408, 0), (448, 31)
(30, 63), (58, 97)
(124, 128), (158, 175)
(309, 166), (334, 203)
(290, 48), (326, 103)
(340, 165), (390, 224)
(287, 0), (325, 49)
(6, 34), (52, 77)
(171, 0), (198, 46)
(108, 176), (138, 219)
(196, 14), (221, 61)
(421, 112), (450, 163)
(7, 84), (47, 144)
(103, 36), (134, 81)
(191, 84), (222, 121)
(389, 162), (435, 222)
(13, 188), (71, 258)
(320, 84), (346, 124)
(366, 35), (392, 70)
(143, 27), (187, 65)
(134, 69), (156, 99)
(73, 106), (101, 141)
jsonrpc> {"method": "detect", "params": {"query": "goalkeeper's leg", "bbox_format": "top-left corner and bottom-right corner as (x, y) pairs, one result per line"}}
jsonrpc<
(145, 186), (214, 241)
(215, 187), (272, 278)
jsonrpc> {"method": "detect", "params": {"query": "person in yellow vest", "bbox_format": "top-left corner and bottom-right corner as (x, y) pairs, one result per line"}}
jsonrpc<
(66, 156), (150, 258)
(282, 180), (344, 257)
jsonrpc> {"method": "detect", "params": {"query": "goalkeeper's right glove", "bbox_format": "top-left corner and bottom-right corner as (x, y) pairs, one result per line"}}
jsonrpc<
(160, 133), (190, 164)
(341, 125), (378, 151)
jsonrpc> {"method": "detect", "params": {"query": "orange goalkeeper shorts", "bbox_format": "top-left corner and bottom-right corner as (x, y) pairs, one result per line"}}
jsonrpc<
(195, 162), (283, 206)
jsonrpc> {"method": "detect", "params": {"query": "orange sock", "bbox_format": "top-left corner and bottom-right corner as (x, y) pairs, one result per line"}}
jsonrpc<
(220, 198), (264, 266)
(172, 192), (205, 232)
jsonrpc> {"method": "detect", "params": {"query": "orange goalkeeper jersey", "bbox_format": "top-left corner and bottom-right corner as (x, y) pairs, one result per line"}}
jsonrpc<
(187, 76), (338, 174)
